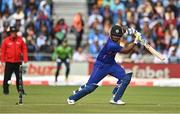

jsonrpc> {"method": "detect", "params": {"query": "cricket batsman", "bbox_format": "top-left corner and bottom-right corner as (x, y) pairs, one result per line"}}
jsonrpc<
(67, 25), (142, 105)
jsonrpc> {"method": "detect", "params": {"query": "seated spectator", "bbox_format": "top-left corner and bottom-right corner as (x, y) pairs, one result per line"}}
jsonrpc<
(36, 33), (47, 49)
(73, 47), (87, 62)
(88, 26), (106, 58)
(168, 24), (179, 46)
(1, 22), (10, 40)
(11, 6), (25, 21)
(39, 0), (51, 19)
(164, 6), (176, 27)
(103, 20), (112, 35)
(154, 1), (164, 18)
(88, 4), (103, 28)
(2, 5), (11, 24)
(35, 16), (51, 35)
(39, 40), (53, 60)
(102, 5), (113, 25)
(26, 6), (38, 24)
(54, 18), (68, 45)
(110, 0), (126, 24)
(26, 39), (37, 60)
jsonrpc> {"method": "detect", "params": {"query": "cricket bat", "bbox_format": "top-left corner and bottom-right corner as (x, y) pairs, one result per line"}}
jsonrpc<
(144, 43), (165, 61)
(134, 33), (165, 61)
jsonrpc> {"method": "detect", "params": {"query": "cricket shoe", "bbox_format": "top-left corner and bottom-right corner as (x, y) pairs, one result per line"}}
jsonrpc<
(67, 98), (75, 105)
(109, 99), (125, 105)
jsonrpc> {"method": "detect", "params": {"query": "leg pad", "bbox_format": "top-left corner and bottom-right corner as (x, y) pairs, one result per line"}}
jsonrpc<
(69, 83), (98, 102)
(113, 73), (132, 102)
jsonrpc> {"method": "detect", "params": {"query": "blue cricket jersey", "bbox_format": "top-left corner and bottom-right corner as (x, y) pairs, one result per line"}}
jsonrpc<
(96, 38), (123, 64)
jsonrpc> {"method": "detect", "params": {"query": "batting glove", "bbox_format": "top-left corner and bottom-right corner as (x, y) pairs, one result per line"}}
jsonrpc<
(133, 32), (142, 44)
(135, 33), (147, 45)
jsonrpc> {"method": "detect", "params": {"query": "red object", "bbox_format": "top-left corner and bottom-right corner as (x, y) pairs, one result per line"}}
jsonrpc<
(1, 35), (28, 63)
(54, 24), (68, 33)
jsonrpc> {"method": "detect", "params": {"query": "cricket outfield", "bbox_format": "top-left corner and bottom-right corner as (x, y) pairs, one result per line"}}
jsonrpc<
(0, 86), (180, 113)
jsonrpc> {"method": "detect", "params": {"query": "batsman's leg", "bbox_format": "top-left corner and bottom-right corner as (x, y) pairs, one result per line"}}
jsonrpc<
(68, 83), (98, 104)
(67, 62), (108, 104)
(113, 73), (132, 102)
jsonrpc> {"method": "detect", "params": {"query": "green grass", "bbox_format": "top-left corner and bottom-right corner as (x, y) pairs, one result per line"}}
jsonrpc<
(0, 86), (180, 113)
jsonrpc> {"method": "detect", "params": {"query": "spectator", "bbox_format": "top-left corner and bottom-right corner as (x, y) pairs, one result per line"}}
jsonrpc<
(26, 39), (36, 60)
(110, 0), (126, 24)
(164, 6), (176, 27)
(36, 33), (47, 49)
(71, 13), (84, 50)
(154, 1), (164, 18)
(102, 5), (113, 25)
(73, 47), (87, 62)
(88, 4), (103, 28)
(103, 20), (112, 35)
(88, 0), (179, 63)
(11, 6), (25, 23)
(26, 6), (38, 24)
(2, 5), (11, 24)
(39, 0), (51, 19)
(39, 40), (53, 60)
(88, 25), (106, 58)
(54, 18), (68, 45)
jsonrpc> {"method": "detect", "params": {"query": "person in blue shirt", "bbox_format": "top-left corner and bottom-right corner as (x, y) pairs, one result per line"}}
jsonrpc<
(67, 25), (142, 105)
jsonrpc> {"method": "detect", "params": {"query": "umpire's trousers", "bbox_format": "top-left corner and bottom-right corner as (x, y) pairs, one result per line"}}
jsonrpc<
(3, 62), (23, 94)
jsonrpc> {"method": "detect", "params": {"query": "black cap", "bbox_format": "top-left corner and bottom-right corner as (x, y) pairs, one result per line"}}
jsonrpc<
(10, 26), (17, 32)
(110, 25), (125, 37)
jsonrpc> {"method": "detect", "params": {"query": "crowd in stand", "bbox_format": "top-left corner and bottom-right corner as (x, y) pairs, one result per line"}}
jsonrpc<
(0, 0), (179, 63)
(87, 0), (180, 63)
(0, 0), (54, 61)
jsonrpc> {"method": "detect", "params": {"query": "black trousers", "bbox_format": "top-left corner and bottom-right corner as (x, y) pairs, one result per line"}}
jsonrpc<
(3, 62), (24, 94)
(55, 59), (70, 82)
(75, 30), (83, 50)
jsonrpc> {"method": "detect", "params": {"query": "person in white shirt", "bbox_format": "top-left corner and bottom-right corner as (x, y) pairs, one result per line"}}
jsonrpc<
(73, 47), (86, 62)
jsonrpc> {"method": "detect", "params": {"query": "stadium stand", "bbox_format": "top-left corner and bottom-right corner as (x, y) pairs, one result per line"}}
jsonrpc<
(0, 0), (179, 63)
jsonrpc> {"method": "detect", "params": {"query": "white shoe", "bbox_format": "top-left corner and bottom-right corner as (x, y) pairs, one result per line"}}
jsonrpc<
(67, 99), (75, 105)
(109, 99), (125, 105)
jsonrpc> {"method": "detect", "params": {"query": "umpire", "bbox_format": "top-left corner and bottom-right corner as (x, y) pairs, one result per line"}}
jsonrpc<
(1, 26), (28, 95)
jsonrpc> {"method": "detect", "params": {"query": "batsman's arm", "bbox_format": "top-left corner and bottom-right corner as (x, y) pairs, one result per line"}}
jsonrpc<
(120, 42), (136, 54)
